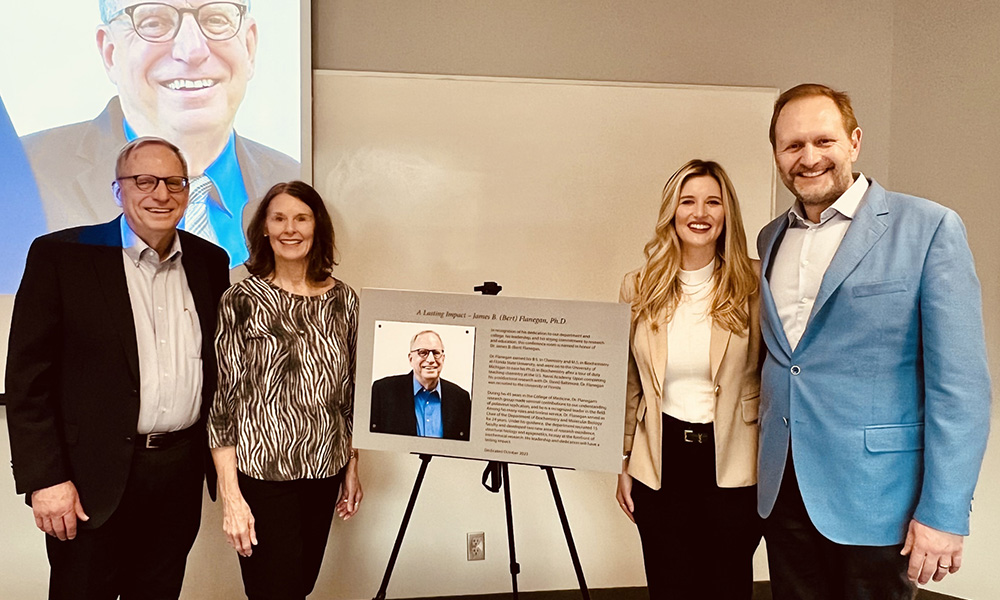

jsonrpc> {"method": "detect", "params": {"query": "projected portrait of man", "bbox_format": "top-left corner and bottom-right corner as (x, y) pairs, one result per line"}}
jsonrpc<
(370, 330), (473, 441)
(20, 0), (299, 269)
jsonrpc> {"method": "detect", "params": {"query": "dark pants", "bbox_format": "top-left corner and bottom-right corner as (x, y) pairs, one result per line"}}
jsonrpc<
(236, 470), (346, 600)
(45, 435), (204, 600)
(764, 452), (917, 600)
(632, 414), (761, 600)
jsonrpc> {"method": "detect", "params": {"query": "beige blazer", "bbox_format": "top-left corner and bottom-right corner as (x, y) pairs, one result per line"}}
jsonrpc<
(620, 265), (762, 489)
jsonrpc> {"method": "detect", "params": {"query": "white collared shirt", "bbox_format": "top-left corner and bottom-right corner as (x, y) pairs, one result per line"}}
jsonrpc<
(663, 260), (716, 424)
(121, 220), (203, 434)
(770, 174), (869, 350)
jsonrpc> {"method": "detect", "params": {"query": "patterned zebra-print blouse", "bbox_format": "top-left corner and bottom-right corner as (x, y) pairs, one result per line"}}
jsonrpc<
(208, 275), (358, 481)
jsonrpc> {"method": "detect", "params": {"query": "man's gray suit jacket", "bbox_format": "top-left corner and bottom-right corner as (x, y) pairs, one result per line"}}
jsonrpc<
(20, 97), (299, 234)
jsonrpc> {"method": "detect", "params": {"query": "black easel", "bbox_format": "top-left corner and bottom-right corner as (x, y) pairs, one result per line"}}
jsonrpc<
(372, 282), (591, 600)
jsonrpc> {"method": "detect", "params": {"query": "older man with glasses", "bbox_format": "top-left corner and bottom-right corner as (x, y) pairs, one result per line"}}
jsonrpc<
(20, 0), (298, 271)
(370, 330), (473, 441)
(5, 136), (231, 599)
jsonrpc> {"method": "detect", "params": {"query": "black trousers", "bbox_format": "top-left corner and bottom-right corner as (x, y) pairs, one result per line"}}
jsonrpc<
(764, 452), (917, 600)
(236, 469), (346, 600)
(632, 414), (761, 600)
(45, 435), (204, 600)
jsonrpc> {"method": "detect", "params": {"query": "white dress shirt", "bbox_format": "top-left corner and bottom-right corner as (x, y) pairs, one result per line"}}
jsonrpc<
(662, 260), (716, 424)
(121, 220), (203, 434)
(770, 174), (869, 350)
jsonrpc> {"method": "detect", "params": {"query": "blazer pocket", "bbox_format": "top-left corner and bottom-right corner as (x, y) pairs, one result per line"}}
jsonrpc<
(852, 279), (907, 298)
(740, 395), (759, 424)
(864, 423), (924, 453)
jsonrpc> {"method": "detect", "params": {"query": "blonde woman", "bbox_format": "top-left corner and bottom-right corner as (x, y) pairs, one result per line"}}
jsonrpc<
(617, 159), (762, 599)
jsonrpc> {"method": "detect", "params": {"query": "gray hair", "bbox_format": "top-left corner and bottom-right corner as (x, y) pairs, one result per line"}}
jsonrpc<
(409, 330), (443, 351)
(115, 137), (188, 178)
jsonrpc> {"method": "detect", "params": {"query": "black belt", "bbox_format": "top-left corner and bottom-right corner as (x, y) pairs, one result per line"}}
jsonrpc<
(133, 426), (199, 450)
(663, 414), (714, 444)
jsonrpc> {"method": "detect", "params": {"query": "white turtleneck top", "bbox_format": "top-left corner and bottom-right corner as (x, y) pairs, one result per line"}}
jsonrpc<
(661, 260), (716, 424)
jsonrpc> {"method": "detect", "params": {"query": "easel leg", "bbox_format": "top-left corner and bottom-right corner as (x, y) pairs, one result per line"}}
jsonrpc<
(373, 454), (433, 600)
(543, 466), (591, 599)
(501, 462), (520, 598)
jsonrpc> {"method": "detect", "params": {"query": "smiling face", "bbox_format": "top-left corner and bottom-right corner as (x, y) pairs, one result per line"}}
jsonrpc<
(264, 193), (315, 266)
(115, 142), (189, 255)
(409, 332), (445, 390)
(774, 95), (862, 218)
(673, 175), (725, 268)
(97, 0), (257, 141)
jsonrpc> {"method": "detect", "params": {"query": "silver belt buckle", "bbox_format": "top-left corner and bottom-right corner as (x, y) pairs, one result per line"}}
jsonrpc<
(683, 429), (708, 444)
(145, 433), (166, 449)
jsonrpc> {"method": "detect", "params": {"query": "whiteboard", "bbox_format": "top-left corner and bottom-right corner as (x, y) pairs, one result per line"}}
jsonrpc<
(313, 71), (777, 302)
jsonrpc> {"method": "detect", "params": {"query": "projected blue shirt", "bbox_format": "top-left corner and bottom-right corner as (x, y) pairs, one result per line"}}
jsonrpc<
(124, 120), (249, 269)
(413, 376), (443, 438)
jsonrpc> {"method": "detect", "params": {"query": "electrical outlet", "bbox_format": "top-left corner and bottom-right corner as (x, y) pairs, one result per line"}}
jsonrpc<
(467, 531), (485, 561)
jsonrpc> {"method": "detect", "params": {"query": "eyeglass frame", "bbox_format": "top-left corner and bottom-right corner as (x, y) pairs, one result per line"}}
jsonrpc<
(117, 174), (190, 193)
(105, 2), (249, 43)
(409, 348), (445, 361)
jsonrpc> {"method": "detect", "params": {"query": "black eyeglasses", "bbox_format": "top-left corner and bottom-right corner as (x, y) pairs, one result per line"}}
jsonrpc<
(410, 348), (445, 360)
(117, 174), (190, 193)
(108, 2), (248, 43)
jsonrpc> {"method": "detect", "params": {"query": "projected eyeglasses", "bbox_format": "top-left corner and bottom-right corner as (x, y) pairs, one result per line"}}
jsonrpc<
(107, 2), (248, 43)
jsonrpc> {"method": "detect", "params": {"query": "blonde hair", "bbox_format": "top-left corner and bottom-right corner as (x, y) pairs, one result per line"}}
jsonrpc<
(631, 159), (757, 334)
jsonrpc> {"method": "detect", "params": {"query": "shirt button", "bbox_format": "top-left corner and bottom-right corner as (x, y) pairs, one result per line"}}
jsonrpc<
(782, 417), (789, 427)
(790, 365), (801, 375)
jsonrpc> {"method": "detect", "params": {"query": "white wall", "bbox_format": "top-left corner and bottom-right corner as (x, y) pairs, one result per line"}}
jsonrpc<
(314, 0), (896, 214)
(3, 1), (997, 598)
(888, 2), (1000, 598)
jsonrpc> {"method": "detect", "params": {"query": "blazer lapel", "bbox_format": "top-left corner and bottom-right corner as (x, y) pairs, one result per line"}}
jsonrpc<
(179, 233), (214, 341)
(709, 319), (732, 383)
(804, 182), (889, 338)
(440, 384), (457, 438)
(234, 134), (281, 230)
(74, 99), (127, 224)
(758, 217), (794, 358)
(403, 372), (420, 435)
(642, 310), (668, 402)
(88, 218), (140, 385)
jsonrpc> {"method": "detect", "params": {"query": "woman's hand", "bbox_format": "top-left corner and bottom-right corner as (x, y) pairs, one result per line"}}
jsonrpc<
(617, 470), (636, 523)
(221, 492), (257, 557)
(211, 446), (257, 557)
(336, 451), (363, 520)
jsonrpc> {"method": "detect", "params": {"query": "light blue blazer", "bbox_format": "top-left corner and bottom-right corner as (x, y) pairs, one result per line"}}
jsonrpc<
(756, 179), (991, 545)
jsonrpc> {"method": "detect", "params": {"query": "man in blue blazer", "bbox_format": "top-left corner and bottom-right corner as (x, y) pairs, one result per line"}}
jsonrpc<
(757, 84), (990, 599)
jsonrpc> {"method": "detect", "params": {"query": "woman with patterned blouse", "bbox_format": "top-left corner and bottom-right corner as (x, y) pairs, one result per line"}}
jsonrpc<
(208, 181), (361, 600)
